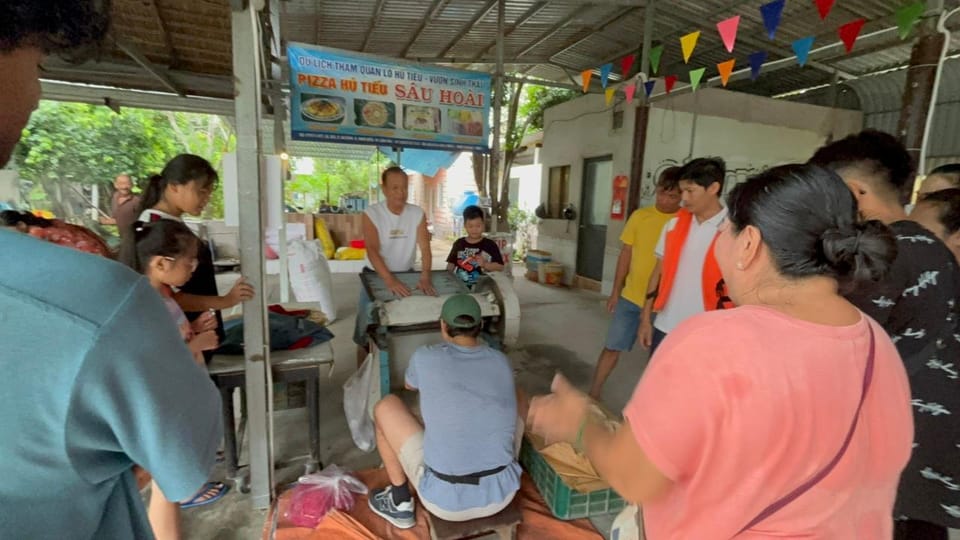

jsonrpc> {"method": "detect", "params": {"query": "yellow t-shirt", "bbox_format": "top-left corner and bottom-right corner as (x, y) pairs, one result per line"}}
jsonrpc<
(619, 206), (676, 307)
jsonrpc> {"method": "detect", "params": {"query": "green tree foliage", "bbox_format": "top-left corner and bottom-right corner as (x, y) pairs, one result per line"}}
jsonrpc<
(13, 101), (235, 220)
(518, 85), (577, 132)
(286, 155), (381, 212)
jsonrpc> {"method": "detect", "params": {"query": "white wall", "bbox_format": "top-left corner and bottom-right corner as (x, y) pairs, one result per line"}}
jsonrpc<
(0, 170), (19, 208)
(536, 87), (863, 294)
(509, 163), (542, 212)
(536, 92), (636, 288)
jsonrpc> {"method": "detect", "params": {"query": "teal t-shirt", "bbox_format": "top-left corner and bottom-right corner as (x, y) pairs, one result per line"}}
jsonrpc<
(0, 231), (223, 539)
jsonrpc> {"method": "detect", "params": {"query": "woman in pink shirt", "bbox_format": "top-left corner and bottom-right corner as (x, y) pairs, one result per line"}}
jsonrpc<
(528, 164), (914, 538)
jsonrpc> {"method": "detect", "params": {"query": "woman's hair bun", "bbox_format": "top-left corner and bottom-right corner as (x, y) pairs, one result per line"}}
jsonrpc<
(820, 220), (896, 284)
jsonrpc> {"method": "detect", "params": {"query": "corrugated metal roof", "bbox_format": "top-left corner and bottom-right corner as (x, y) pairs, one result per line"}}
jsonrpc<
(36, 0), (960, 102)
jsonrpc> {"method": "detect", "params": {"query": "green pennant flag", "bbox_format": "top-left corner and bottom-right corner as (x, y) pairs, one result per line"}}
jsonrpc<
(896, 2), (924, 40)
(650, 44), (664, 75)
(689, 67), (706, 92)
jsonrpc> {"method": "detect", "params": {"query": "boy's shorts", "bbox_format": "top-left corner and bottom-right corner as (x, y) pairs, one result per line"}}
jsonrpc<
(604, 296), (644, 352)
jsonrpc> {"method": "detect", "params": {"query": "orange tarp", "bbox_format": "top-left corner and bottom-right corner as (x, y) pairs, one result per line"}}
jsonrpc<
(265, 469), (603, 540)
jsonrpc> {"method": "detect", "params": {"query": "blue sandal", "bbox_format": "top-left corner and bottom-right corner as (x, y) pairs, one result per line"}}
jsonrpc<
(180, 481), (229, 509)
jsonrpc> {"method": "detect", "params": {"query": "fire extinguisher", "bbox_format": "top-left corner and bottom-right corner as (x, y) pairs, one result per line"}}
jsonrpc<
(610, 175), (629, 220)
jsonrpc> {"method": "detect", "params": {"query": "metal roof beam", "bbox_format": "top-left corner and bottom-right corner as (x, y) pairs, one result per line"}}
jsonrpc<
(40, 80), (235, 115)
(515, 7), (581, 58)
(546, 5), (640, 62)
(437, 0), (499, 58)
(471, 1), (550, 62)
(115, 40), (187, 96)
(360, 0), (386, 52)
(399, 0), (452, 58)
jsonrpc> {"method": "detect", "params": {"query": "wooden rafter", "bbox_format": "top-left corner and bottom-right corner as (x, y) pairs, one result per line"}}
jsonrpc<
(360, 0), (386, 52)
(470, 1), (550, 62)
(399, 0), (452, 58)
(437, 0), (498, 58)
(142, 0), (179, 68)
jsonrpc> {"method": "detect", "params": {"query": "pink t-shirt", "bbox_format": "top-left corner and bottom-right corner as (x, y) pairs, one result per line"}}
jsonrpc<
(624, 305), (913, 539)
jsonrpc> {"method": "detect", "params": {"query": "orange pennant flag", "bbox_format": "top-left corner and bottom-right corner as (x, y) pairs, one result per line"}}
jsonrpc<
(717, 59), (736, 87)
(581, 70), (592, 93)
(680, 31), (701, 64)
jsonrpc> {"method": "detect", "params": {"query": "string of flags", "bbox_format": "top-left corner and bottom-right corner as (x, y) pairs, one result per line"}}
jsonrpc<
(584, 0), (926, 106)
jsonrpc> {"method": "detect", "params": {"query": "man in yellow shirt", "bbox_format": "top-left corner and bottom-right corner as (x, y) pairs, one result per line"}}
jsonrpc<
(589, 167), (681, 399)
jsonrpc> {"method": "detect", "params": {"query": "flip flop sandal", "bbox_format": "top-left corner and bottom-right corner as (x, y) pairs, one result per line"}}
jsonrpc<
(180, 481), (230, 509)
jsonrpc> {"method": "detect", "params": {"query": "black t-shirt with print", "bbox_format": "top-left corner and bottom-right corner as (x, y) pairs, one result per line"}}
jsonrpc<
(846, 220), (960, 527)
(446, 237), (504, 286)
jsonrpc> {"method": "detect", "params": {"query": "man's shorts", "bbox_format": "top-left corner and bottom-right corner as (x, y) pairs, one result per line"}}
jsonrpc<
(604, 296), (644, 352)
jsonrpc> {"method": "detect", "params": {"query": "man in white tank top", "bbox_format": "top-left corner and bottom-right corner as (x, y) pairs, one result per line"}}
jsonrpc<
(355, 167), (436, 365)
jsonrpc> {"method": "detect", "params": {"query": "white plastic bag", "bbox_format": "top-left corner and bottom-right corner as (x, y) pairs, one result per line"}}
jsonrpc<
(611, 505), (644, 540)
(288, 239), (337, 322)
(283, 464), (369, 528)
(343, 354), (377, 452)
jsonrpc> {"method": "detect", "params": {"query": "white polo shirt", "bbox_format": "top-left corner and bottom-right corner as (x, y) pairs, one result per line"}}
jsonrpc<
(653, 207), (728, 334)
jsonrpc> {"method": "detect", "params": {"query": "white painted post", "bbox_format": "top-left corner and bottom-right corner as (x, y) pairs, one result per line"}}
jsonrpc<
(230, 0), (274, 509)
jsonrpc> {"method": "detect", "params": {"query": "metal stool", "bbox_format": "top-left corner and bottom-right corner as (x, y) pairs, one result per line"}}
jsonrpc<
(208, 344), (334, 492)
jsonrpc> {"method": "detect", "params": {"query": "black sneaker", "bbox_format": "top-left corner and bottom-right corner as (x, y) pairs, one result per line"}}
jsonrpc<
(368, 486), (416, 529)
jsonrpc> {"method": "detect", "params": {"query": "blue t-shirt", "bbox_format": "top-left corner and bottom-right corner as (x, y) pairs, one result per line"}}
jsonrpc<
(0, 231), (223, 539)
(406, 343), (520, 512)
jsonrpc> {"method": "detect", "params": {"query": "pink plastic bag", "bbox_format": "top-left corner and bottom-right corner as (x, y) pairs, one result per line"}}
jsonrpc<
(283, 464), (369, 528)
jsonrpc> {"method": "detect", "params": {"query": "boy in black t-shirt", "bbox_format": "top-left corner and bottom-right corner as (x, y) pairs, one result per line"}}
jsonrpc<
(446, 205), (504, 287)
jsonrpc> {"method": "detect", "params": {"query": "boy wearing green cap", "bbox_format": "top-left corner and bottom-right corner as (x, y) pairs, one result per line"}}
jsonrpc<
(368, 294), (521, 528)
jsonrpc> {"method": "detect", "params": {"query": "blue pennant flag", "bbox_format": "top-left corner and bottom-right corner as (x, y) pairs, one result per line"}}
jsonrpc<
(760, 0), (786, 40)
(792, 36), (815, 67)
(600, 63), (613, 88)
(748, 51), (768, 81)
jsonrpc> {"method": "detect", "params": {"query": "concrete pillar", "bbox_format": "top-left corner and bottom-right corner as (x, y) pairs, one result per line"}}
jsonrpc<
(897, 18), (945, 202)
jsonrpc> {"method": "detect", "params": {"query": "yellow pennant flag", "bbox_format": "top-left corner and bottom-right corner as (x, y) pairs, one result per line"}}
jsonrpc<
(680, 31), (701, 64)
(581, 70), (592, 93)
(717, 59), (736, 87)
(605, 88), (616, 106)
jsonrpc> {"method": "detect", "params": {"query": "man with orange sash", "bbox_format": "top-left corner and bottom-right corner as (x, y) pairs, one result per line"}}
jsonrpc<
(639, 158), (733, 356)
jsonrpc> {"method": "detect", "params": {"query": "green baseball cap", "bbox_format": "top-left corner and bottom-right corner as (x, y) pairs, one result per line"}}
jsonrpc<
(441, 294), (482, 328)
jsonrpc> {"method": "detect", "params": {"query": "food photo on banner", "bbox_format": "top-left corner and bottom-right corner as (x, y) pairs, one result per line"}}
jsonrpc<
(287, 43), (492, 152)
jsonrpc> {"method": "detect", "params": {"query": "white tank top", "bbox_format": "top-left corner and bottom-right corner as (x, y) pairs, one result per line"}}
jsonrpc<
(365, 202), (424, 272)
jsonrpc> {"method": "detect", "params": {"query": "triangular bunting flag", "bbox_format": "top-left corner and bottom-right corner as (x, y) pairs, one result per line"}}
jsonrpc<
(792, 36), (815, 67)
(749, 51), (767, 81)
(581, 69), (592, 93)
(664, 75), (678, 94)
(814, 0), (836, 20)
(680, 31), (701, 64)
(896, 2), (924, 40)
(650, 44), (664, 75)
(689, 68), (706, 92)
(605, 88), (616, 106)
(624, 83), (636, 105)
(838, 19), (866, 54)
(717, 59), (736, 87)
(717, 16), (740, 54)
(760, 0), (786, 40)
(643, 79), (657, 98)
(621, 54), (636, 78)
(600, 63), (613, 88)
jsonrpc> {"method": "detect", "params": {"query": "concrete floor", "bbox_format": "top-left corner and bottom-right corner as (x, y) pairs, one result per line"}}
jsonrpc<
(181, 269), (644, 539)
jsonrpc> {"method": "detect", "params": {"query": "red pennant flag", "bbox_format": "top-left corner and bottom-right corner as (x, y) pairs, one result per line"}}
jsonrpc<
(621, 54), (636, 77)
(838, 19), (866, 53)
(664, 75), (678, 94)
(717, 16), (740, 53)
(624, 83), (636, 105)
(814, 0), (835, 20)
(717, 59), (736, 87)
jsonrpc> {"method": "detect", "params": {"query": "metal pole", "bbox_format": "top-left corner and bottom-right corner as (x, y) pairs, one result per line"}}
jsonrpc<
(640, 0), (655, 78)
(897, 17), (945, 195)
(230, 0), (274, 509)
(490, 0), (504, 233)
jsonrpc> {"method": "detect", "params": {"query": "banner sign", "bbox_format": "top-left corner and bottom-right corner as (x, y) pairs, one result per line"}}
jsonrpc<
(288, 43), (492, 152)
